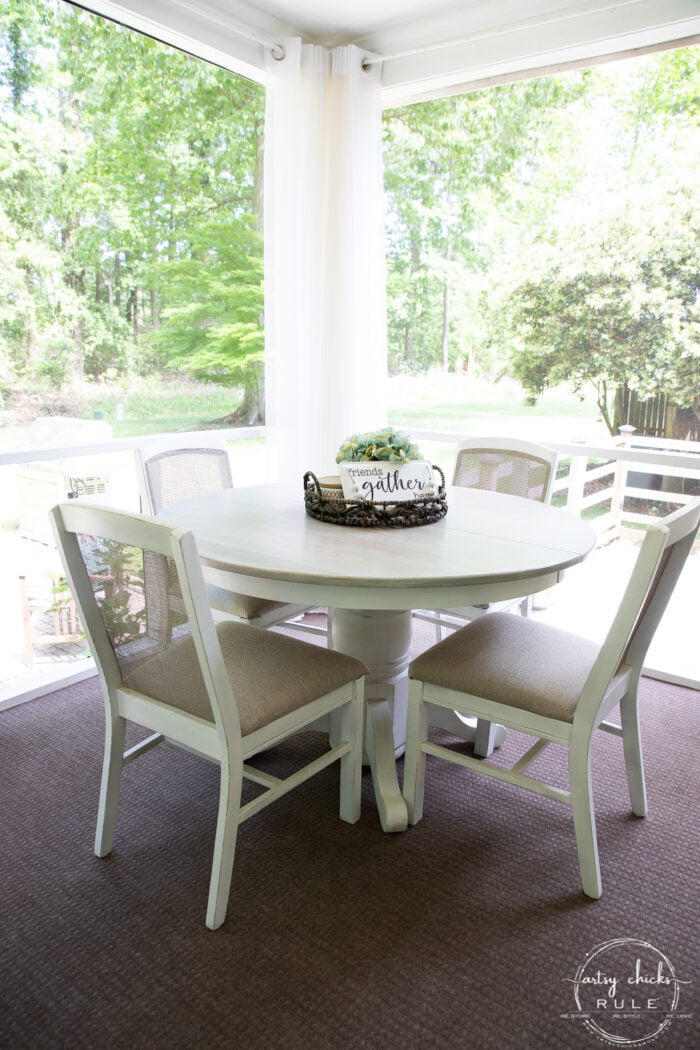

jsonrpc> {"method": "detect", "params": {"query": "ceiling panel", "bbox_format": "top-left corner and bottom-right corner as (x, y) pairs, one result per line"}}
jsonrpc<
(247, 0), (471, 41)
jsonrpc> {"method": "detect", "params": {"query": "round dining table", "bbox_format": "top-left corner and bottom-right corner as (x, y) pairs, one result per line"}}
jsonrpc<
(161, 483), (596, 833)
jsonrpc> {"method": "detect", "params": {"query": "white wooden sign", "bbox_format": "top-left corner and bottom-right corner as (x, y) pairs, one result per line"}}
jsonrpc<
(338, 460), (436, 502)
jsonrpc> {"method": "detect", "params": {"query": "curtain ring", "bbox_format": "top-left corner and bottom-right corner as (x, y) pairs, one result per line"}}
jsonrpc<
(271, 44), (285, 61)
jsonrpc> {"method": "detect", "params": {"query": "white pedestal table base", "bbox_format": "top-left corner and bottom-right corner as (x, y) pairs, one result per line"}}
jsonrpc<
(327, 608), (504, 832)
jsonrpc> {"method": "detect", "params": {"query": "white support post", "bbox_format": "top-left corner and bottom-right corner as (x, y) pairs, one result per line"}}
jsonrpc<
(566, 439), (588, 516)
(611, 425), (635, 536)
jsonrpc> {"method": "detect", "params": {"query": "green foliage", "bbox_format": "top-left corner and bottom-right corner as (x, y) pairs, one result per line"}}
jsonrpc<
(0, 0), (264, 410)
(510, 191), (700, 433)
(1, 3), (698, 439)
(49, 575), (75, 616)
(382, 76), (588, 375)
(382, 45), (700, 427)
(151, 217), (264, 409)
(336, 427), (422, 463)
(0, 0), (46, 108)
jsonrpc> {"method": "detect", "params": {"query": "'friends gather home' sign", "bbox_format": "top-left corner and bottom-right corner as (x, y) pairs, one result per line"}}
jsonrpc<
(339, 461), (436, 502)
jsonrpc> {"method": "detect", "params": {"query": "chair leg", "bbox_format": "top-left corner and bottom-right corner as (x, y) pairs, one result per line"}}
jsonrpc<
(473, 718), (498, 757)
(619, 687), (647, 817)
(333, 684), (363, 824)
(569, 743), (602, 898)
(403, 681), (429, 825)
(206, 757), (243, 931)
(94, 712), (127, 857)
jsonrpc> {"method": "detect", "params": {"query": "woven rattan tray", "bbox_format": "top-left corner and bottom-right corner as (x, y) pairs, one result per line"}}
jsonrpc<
(303, 467), (447, 528)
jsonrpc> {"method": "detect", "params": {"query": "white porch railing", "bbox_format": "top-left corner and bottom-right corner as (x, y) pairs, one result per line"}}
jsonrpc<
(0, 426), (265, 467)
(412, 426), (700, 537)
(551, 428), (699, 536)
(1, 424), (698, 705)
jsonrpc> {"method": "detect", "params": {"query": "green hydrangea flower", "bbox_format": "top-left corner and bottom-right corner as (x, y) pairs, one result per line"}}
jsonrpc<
(335, 427), (422, 464)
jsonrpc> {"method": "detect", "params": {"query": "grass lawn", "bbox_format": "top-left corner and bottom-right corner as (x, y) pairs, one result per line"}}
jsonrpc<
(388, 373), (607, 442)
(0, 373), (609, 449)
(94, 380), (243, 438)
(0, 379), (244, 448)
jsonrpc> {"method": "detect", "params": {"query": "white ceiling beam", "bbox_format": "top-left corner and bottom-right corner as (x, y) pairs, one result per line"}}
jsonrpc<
(390, 34), (700, 108)
(368, 0), (700, 106)
(67, 0), (288, 82)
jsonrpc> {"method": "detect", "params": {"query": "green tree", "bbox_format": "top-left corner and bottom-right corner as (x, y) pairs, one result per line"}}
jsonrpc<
(382, 76), (587, 375)
(506, 47), (700, 439)
(0, 0), (265, 414)
(510, 195), (700, 437)
(52, 5), (265, 402)
(152, 218), (265, 423)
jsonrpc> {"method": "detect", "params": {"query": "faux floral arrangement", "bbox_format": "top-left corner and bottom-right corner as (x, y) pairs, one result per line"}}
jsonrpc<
(336, 427), (422, 464)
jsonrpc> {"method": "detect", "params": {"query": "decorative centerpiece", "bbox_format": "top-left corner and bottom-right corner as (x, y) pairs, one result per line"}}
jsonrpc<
(304, 427), (447, 528)
(336, 427), (422, 466)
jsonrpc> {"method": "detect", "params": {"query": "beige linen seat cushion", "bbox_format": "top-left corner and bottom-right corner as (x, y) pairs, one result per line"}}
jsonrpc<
(123, 622), (367, 735)
(409, 611), (601, 723)
(203, 583), (286, 621)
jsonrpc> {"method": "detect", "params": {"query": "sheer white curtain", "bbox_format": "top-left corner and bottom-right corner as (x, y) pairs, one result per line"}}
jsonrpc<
(264, 38), (387, 482)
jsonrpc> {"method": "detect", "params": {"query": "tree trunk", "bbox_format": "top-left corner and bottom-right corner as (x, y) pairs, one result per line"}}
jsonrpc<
(404, 324), (414, 370)
(72, 319), (84, 379)
(598, 379), (616, 436)
(440, 226), (453, 372)
(441, 277), (449, 371)
(150, 288), (159, 328)
(212, 383), (264, 426)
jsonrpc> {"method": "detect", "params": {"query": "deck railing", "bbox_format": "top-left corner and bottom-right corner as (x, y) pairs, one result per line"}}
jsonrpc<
(412, 426), (700, 538)
(1, 424), (698, 705)
(551, 428), (699, 536)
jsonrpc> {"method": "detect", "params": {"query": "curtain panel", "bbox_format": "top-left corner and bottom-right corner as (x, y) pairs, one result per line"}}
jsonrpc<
(264, 38), (388, 482)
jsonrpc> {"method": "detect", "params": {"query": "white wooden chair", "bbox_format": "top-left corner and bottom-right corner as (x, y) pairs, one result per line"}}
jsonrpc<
(403, 498), (700, 899)
(414, 437), (558, 756)
(135, 441), (323, 635)
(51, 501), (365, 930)
(415, 436), (558, 636)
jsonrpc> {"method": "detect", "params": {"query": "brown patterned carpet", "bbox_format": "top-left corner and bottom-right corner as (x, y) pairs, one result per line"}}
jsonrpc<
(1, 654), (698, 1049)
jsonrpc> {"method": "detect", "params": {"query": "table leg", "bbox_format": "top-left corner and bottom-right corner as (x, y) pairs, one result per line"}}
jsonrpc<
(426, 706), (506, 754)
(328, 608), (412, 832)
(364, 699), (408, 832)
